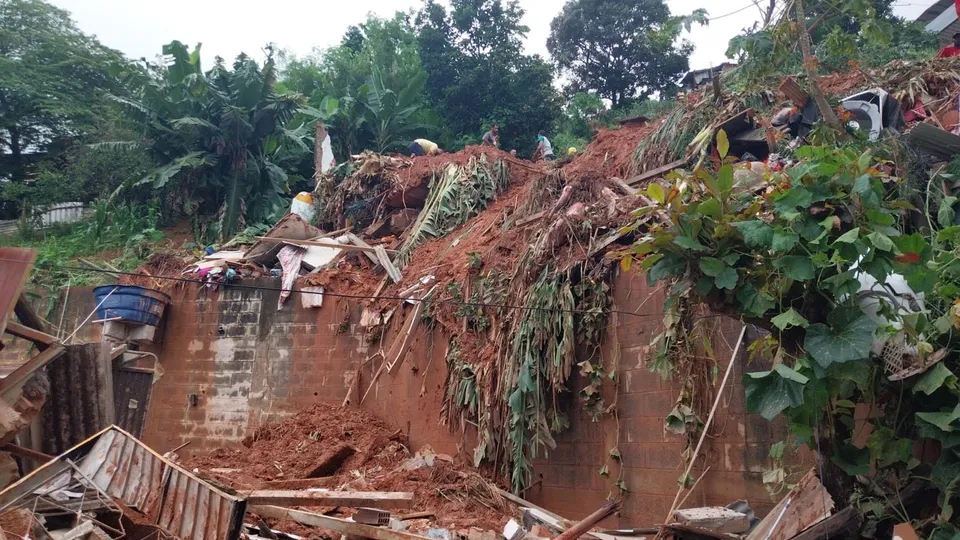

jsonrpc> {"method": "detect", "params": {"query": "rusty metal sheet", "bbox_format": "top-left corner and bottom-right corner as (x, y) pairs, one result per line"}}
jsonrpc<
(0, 426), (246, 540)
(0, 248), (36, 337)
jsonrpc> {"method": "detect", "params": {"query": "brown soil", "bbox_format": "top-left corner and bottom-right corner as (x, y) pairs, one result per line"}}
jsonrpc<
(0, 509), (33, 537)
(561, 122), (659, 181)
(185, 404), (512, 536)
(118, 252), (192, 291)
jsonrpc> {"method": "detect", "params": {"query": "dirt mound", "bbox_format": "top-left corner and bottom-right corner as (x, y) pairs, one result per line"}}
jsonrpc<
(185, 404), (512, 536)
(117, 252), (191, 291)
(561, 122), (658, 180)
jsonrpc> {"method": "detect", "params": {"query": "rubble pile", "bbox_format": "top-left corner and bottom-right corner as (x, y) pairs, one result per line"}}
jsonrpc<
(186, 404), (514, 535)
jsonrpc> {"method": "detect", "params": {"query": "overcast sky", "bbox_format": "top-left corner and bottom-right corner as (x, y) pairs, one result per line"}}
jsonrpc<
(51, 0), (934, 74)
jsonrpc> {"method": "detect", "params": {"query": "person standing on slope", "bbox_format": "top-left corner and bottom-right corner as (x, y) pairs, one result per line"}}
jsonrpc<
(533, 131), (555, 161)
(482, 124), (500, 147)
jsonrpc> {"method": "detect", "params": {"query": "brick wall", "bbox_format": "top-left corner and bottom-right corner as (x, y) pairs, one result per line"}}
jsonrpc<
(30, 275), (798, 527)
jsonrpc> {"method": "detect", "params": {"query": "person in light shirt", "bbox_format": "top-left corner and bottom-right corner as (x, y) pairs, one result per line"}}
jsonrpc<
(409, 138), (443, 156)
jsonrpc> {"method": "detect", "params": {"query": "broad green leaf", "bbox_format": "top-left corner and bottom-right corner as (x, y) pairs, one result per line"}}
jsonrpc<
(932, 448), (960, 492)
(804, 311), (878, 368)
(647, 253), (687, 285)
(865, 232), (894, 252)
(698, 198), (722, 219)
(914, 362), (957, 395)
(771, 228), (799, 252)
(647, 183), (666, 204)
(917, 404), (960, 433)
(733, 221), (774, 248)
(774, 187), (812, 214)
(774, 256), (815, 280)
(865, 209), (894, 227)
(736, 284), (775, 318)
(716, 129), (730, 159)
(831, 443), (870, 476)
(941, 196), (958, 229)
(771, 308), (809, 331)
(858, 151), (873, 174)
(834, 228), (861, 244)
(673, 236), (708, 252)
(718, 164), (734, 197)
(744, 364), (808, 420)
(699, 257), (725, 277)
(787, 162), (817, 180)
(715, 267), (739, 290)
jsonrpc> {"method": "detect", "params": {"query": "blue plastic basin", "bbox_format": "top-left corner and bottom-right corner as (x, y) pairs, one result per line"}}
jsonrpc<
(93, 285), (171, 327)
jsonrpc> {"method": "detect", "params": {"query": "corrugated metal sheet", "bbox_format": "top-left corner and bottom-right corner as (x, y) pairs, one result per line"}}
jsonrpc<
(37, 345), (155, 454)
(0, 426), (246, 540)
(113, 368), (153, 438)
(78, 428), (246, 540)
(39, 343), (104, 455)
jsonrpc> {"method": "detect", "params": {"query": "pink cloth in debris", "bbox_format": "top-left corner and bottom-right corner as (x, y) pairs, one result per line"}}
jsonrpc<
(277, 245), (306, 310)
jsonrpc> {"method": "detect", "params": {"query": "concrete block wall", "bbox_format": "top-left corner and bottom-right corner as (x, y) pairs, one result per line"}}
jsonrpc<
(6, 274), (797, 527)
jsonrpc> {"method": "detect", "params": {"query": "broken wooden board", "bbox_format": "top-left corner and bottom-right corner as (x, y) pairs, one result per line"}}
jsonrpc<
(374, 245), (402, 283)
(780, 77), (809, 107)
(385, 287), (435, 374)
(625, 158), (689, 186)
(3, 322), (56, 351)
(0, 345), (64, 398)
(0, 249), (36, 339)
(245, 490), (413, 509)
(244, 214), (322, 265)
(790, 506), (862, 540)
(908, 122), (960, 162)
(746, 469), (833, 540)
(250, 505), (432, 540)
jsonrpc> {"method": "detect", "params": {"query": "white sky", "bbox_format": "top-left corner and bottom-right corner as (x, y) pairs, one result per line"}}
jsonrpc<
(51, 0), (934, 74)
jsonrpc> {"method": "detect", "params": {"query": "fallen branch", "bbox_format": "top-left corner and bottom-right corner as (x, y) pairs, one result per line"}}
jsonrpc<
(555, 500), (621, 540)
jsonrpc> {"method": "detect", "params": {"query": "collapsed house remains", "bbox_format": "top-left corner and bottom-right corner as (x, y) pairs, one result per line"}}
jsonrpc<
(5, 56), (960, 538)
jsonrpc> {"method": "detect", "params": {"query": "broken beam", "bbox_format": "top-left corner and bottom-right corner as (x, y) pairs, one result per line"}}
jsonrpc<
(624, 158), (688, 187)
(245, 490), (414, 510)
(0, 344), (65, 397)
(0, 442), (54, 464)
(255, 237), (397, 255)
(3, 322), (56, 351)
(251, 505), (432, 540)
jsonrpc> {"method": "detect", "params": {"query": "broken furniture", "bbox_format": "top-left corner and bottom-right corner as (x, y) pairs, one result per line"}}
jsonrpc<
(0, 425), (246, 540)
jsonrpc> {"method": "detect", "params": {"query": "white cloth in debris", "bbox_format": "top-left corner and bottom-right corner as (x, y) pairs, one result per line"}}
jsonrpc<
(277, 244), (307, 310)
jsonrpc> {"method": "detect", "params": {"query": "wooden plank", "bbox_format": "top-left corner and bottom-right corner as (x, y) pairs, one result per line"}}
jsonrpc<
(515, 210), (546, 228)
(245, 490), (413, 509)
(250, 505), (432, 540)
(0, 442), (54, 463)
(3, 322), (56, 350)
(0, 249), (36, 339)
(790, 506), (861, 540)
(260, 477), (339, 490)
(780, 77), (809, 107)
(0, 345), (64, 397)
(909, 122), (960, 161)
(374, 245), (402, 284)
(745, 469), (833, 540)
(385, 286), (436, 374)
(256, 236), (396, 255)
(14, 297), (45, 333)
(625, 158), (688, 186)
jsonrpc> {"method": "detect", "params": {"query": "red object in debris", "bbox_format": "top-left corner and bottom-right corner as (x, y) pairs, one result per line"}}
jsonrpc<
(895, 252), (921, 264)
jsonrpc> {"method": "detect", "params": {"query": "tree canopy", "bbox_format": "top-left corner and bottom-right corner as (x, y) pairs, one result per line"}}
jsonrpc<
(0, 0), (124, 181)
(416, 0), (561, 153)
(547, 0), (693, 106)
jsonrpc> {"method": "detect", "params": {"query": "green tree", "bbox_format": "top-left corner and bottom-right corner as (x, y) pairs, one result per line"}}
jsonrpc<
(113, 42), (307, 240)
(415, 0), (561, 153)
(547, 0), (694, 106)
(0, 0), (125, 181)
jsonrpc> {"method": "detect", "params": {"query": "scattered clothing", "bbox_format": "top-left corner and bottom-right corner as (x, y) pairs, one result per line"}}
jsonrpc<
(937, 46), (960, 58)
(277, 245), (306, 310)
(411, 138), (439, 156)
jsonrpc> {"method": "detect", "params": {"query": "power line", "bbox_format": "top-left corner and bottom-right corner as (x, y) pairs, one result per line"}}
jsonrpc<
(709, 2), (763, 21)
(0, 257), (663, 321)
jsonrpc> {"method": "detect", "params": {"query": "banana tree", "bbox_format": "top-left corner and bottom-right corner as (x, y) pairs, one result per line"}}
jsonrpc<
(361, 68), (433, 152)
(107, 41), (307, 240)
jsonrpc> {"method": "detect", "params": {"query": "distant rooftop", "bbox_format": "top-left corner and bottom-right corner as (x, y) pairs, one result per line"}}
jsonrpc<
(915, 0), (960, 44)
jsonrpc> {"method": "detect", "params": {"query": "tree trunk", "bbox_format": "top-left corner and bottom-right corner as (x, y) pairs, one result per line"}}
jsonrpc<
(795, 0), (851, 141)
(8, 125), (23, 182)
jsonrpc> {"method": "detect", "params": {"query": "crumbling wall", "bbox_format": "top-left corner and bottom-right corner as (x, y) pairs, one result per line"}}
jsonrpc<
(29, 276), (794, 526)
